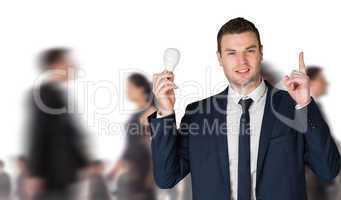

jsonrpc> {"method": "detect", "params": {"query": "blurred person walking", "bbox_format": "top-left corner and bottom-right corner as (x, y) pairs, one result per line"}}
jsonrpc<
(109, 73), (156, 200)
(26, 48), (89, 200)
(305, 66), (341, 200)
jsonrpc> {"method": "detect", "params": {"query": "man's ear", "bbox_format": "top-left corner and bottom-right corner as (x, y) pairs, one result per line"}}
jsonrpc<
(216, 51), (223, 67)
(260, 45), (263, 61)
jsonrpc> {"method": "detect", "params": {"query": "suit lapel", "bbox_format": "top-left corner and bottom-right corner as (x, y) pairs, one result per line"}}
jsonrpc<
(212, 86), (231, 191)
(256, 82), (282, 188)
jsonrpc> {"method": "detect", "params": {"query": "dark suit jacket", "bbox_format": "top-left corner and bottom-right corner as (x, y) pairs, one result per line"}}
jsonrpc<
(27, 82), (88, 191)
(148, 82), (340, 200)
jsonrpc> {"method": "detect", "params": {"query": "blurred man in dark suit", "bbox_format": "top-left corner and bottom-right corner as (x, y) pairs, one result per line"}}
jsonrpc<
(27, 48), (89, 200)
(305, 66), (341, 200)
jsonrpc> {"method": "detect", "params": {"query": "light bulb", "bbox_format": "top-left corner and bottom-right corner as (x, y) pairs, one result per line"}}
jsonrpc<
(163, 48), (180, 72)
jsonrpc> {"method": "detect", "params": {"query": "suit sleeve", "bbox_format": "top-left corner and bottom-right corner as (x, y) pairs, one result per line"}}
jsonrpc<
(147, 105), (192, 189)
(302, 99), (341, 180)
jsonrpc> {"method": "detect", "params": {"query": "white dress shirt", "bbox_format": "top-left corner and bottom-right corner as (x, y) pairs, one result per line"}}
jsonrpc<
(227, 80), (267, 200)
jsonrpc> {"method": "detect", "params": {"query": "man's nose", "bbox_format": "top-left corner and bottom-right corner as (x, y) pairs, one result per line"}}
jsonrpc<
(236, 52), (248, 66)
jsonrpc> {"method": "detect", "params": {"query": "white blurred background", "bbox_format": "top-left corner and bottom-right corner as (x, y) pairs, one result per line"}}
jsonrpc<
(0, 0), (340, 173)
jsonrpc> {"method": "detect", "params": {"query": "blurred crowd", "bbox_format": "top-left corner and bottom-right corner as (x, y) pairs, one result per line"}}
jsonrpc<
(0, 48), (340, 200)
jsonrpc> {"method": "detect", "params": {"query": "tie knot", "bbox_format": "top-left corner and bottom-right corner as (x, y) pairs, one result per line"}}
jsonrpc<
(238, 98), (253, 113)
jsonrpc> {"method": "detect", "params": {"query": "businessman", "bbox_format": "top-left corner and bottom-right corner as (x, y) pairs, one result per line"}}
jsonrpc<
(148, 18), (341, 200)
(27, 48), (89, 200)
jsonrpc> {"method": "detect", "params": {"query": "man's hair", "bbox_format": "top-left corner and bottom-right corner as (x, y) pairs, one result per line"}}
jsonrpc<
(39, 48), (70, 71)
(217, 17), (262, 53)
(306, 66), (322, 81)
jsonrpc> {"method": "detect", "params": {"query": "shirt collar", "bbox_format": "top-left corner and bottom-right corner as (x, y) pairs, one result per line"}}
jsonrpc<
(228, 79), (267, 105)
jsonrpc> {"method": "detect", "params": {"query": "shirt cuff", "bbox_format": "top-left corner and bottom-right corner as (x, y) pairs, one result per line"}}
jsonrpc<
(156, 111), (175, 118)
(295, 99), (312, 110)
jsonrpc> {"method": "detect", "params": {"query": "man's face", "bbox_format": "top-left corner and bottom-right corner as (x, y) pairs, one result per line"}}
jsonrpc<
(60, 54), (77, 80)
(217, 32), (263, 88)
(126, 80), (143, 102)
(50, 53), (77, 81)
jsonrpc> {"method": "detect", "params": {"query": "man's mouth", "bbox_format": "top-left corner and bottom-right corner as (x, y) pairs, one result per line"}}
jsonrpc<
(235, 68), (250, 74)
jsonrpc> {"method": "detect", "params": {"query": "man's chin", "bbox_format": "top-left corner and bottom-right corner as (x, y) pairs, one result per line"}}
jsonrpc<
(230, 76), (261, 89)
(234, 78), (253, 87)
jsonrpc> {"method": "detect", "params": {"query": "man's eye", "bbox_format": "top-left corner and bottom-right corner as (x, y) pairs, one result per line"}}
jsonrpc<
(227, 52), (235, 55)
(248, 49), (256, 53)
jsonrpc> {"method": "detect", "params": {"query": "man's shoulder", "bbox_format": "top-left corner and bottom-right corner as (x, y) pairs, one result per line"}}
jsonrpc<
(268, 87), (296, 107)
(29, 82), (63, 100)
(29, 82), (66, 110)
(38, 82), (63, 94)
(183, 89), (227, 114)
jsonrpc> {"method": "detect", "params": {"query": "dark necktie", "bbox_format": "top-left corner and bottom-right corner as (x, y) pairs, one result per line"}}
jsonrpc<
(238, 98), (253, 200)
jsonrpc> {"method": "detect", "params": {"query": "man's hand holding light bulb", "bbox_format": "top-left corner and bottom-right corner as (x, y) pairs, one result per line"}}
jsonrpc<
(152, 48), (180, 116)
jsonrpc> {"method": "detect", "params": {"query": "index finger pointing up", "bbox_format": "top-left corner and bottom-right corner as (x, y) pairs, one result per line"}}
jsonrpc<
(299, 52), (306, 74)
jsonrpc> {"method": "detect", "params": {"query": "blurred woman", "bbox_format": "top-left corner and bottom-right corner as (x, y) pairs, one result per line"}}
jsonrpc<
(110, 73), (156, 200)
